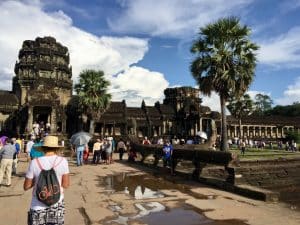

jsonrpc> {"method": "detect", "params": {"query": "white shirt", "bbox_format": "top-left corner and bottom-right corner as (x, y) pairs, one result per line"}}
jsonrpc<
(26, 155), (69, 210)
(26, 140), (34, 153)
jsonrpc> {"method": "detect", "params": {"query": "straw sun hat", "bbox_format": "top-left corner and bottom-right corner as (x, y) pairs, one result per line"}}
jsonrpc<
(36, 135), (63, 151)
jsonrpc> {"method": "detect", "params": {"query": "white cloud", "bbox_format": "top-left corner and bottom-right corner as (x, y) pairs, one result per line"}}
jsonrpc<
(201, 91), (221, 112)
(275, 76), (300, 105)
(108, 0), (253, 38)
(258, 27), (300, 68)
(0, 0), (168, 106)
(110, 66), (169, 106)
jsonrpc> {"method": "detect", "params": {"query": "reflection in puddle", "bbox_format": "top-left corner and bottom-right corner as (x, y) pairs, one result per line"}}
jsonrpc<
(101, 173), (248, 225)
(100, 173), (166, 199)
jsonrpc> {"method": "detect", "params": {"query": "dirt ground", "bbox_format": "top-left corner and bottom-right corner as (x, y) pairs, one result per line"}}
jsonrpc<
(0, 154), (299, 225)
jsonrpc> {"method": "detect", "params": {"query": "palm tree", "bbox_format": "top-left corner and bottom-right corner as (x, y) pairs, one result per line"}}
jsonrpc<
(227, 94), (254, 138)
(190, 17), (259, 151)
(75, 69), (111, 134)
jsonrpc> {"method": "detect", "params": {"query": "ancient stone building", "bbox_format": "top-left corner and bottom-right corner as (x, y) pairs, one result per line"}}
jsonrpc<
(2, 36), (72, 135)
(0, 36), (299, 140)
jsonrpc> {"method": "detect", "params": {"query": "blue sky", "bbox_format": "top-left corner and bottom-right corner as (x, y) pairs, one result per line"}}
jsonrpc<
(0, 0), (300, 110)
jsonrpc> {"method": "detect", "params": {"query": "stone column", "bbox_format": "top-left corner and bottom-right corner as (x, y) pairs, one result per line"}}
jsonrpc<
(259, 127), (262, 137)
(234, 125), (237, 137)
(27, 106), (33, 133)
(239, 126), (242, 138)
(50, 109), (57, 133)
(62, 118), (66, 134)
(199, 118), (203, 132)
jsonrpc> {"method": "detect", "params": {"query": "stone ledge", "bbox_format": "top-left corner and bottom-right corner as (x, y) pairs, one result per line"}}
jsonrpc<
(198, 176), (279, 202)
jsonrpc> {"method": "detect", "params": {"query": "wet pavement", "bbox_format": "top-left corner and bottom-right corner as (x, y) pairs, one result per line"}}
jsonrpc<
(99, 173), (249, 225)
(1, 156), (300, 225)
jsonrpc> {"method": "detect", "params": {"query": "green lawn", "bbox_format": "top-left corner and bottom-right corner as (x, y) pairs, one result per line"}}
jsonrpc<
(228, 147), (300, 161)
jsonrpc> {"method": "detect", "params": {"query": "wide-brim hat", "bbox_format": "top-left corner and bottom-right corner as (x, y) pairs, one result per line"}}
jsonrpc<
(36, 135), (64, 151)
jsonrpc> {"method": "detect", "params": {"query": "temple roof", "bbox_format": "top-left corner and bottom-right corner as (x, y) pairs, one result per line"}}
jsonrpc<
(99, 101), (126, 123)
(0, 91), (19, 105)
(227, 115), (300, 127)
(127, 107), (145, 117)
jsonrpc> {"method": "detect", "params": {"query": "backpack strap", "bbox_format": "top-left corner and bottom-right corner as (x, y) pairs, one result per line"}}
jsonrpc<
(36, 158), (44, 170)
(53, 156), (64, 168)
(36, 156), (64, 171)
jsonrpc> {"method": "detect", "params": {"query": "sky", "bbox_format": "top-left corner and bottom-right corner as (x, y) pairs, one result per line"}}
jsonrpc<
(0, 0), (300, 111)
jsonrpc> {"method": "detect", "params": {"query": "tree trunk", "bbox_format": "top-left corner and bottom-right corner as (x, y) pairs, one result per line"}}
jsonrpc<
(89, 119), (95, 134)
(239, 118), (242, 138)
(220, 95), (228, 151)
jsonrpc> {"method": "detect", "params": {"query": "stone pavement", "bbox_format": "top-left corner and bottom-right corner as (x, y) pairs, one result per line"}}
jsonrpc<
(0, 155), (300, 225)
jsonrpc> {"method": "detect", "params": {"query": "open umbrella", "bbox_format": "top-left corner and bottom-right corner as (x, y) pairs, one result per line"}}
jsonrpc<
(0, 136), (8, 145)
(70, 131), (92, 146)
(196, 131), (208, 140)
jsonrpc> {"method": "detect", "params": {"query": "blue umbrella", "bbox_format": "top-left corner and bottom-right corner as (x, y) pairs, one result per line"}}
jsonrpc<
(70, 131), (92, 146)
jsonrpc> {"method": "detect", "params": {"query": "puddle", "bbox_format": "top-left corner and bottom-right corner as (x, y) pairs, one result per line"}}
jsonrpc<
(100, 173), (248, 225)
(99, 173), (210, 200)
(99, 173), (170, 199)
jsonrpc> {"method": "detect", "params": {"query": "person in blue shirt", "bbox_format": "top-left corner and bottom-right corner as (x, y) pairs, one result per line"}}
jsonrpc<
(30, 138), (44, 159)
(162, 139), (174, 174)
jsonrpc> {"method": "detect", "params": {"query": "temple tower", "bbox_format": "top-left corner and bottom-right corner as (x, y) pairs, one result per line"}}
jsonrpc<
(13, 36), (72, 134)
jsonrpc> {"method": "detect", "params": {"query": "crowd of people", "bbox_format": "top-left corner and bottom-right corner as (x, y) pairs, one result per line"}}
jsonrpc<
(72, 137), (133, 166)
(0, 134), (69, 225)
(226, 137), (299, 155)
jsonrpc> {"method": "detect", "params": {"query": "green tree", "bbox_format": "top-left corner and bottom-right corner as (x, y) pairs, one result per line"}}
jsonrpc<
(190, 17), (259, 151)
(227, 94), (254, 137)
(254, 93), (273, 115)
(75, 69), (111, 134)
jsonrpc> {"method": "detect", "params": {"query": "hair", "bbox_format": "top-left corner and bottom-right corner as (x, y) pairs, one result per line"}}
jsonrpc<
(41, 146), (59, 153)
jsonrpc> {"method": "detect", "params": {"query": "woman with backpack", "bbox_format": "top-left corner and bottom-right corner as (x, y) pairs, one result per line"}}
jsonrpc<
(23, 135), (70, 225)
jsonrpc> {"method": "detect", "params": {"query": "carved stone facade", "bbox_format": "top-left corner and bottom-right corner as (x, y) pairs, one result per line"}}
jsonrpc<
(7, 36), (72, 135)
(0, 36), (298, 140)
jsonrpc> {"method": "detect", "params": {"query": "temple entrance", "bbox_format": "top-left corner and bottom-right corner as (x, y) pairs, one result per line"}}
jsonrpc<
(33, 106), (52, 126)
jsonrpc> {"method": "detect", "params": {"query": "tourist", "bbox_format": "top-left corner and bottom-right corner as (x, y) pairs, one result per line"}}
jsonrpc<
(26, 136), (35, 162)
(180, 138), (185, 145)
(24, 135), (70, 225)
(172, 136), (180, 145)
(128, 149), (137, 162)
(162, 139), (174, 175)
(110, 137), (115, 163)
(11, 137), (21, 175)
(104, 138), (113, 164)
(186, 137), (193, 145)
(92, 139), (102, 164)
(117, 139), (126, 160)
(142, 136), (151, 145)
(75, 144), (86, 166)
(83, 145), (89, 164)
(30, 138), (44, 160)
(240, 140), (246, 155)
(0, 138), (15, 187)
(157, 137), (164, 145)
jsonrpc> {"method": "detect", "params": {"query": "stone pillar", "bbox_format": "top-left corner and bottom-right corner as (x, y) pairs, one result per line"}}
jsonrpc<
(239, 126), (242, 138)
(234, 125), (237, 137)
(113, 122), (115, 136)
(163, 121), (166, 134)
(247, 126), (250, 137)
(50, 108), (57, 133)
(199, 118), (203, 132)
(259, 127), (262, 137)
(27, 106), (33, 133)
(62, 118), (66, 134)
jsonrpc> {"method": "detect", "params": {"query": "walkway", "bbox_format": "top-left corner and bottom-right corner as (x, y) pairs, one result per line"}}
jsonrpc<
(0, 155), (299, 225)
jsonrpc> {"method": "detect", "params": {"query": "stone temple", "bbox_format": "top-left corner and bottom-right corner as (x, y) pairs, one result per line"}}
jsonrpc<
(0, 36), (299, 139)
